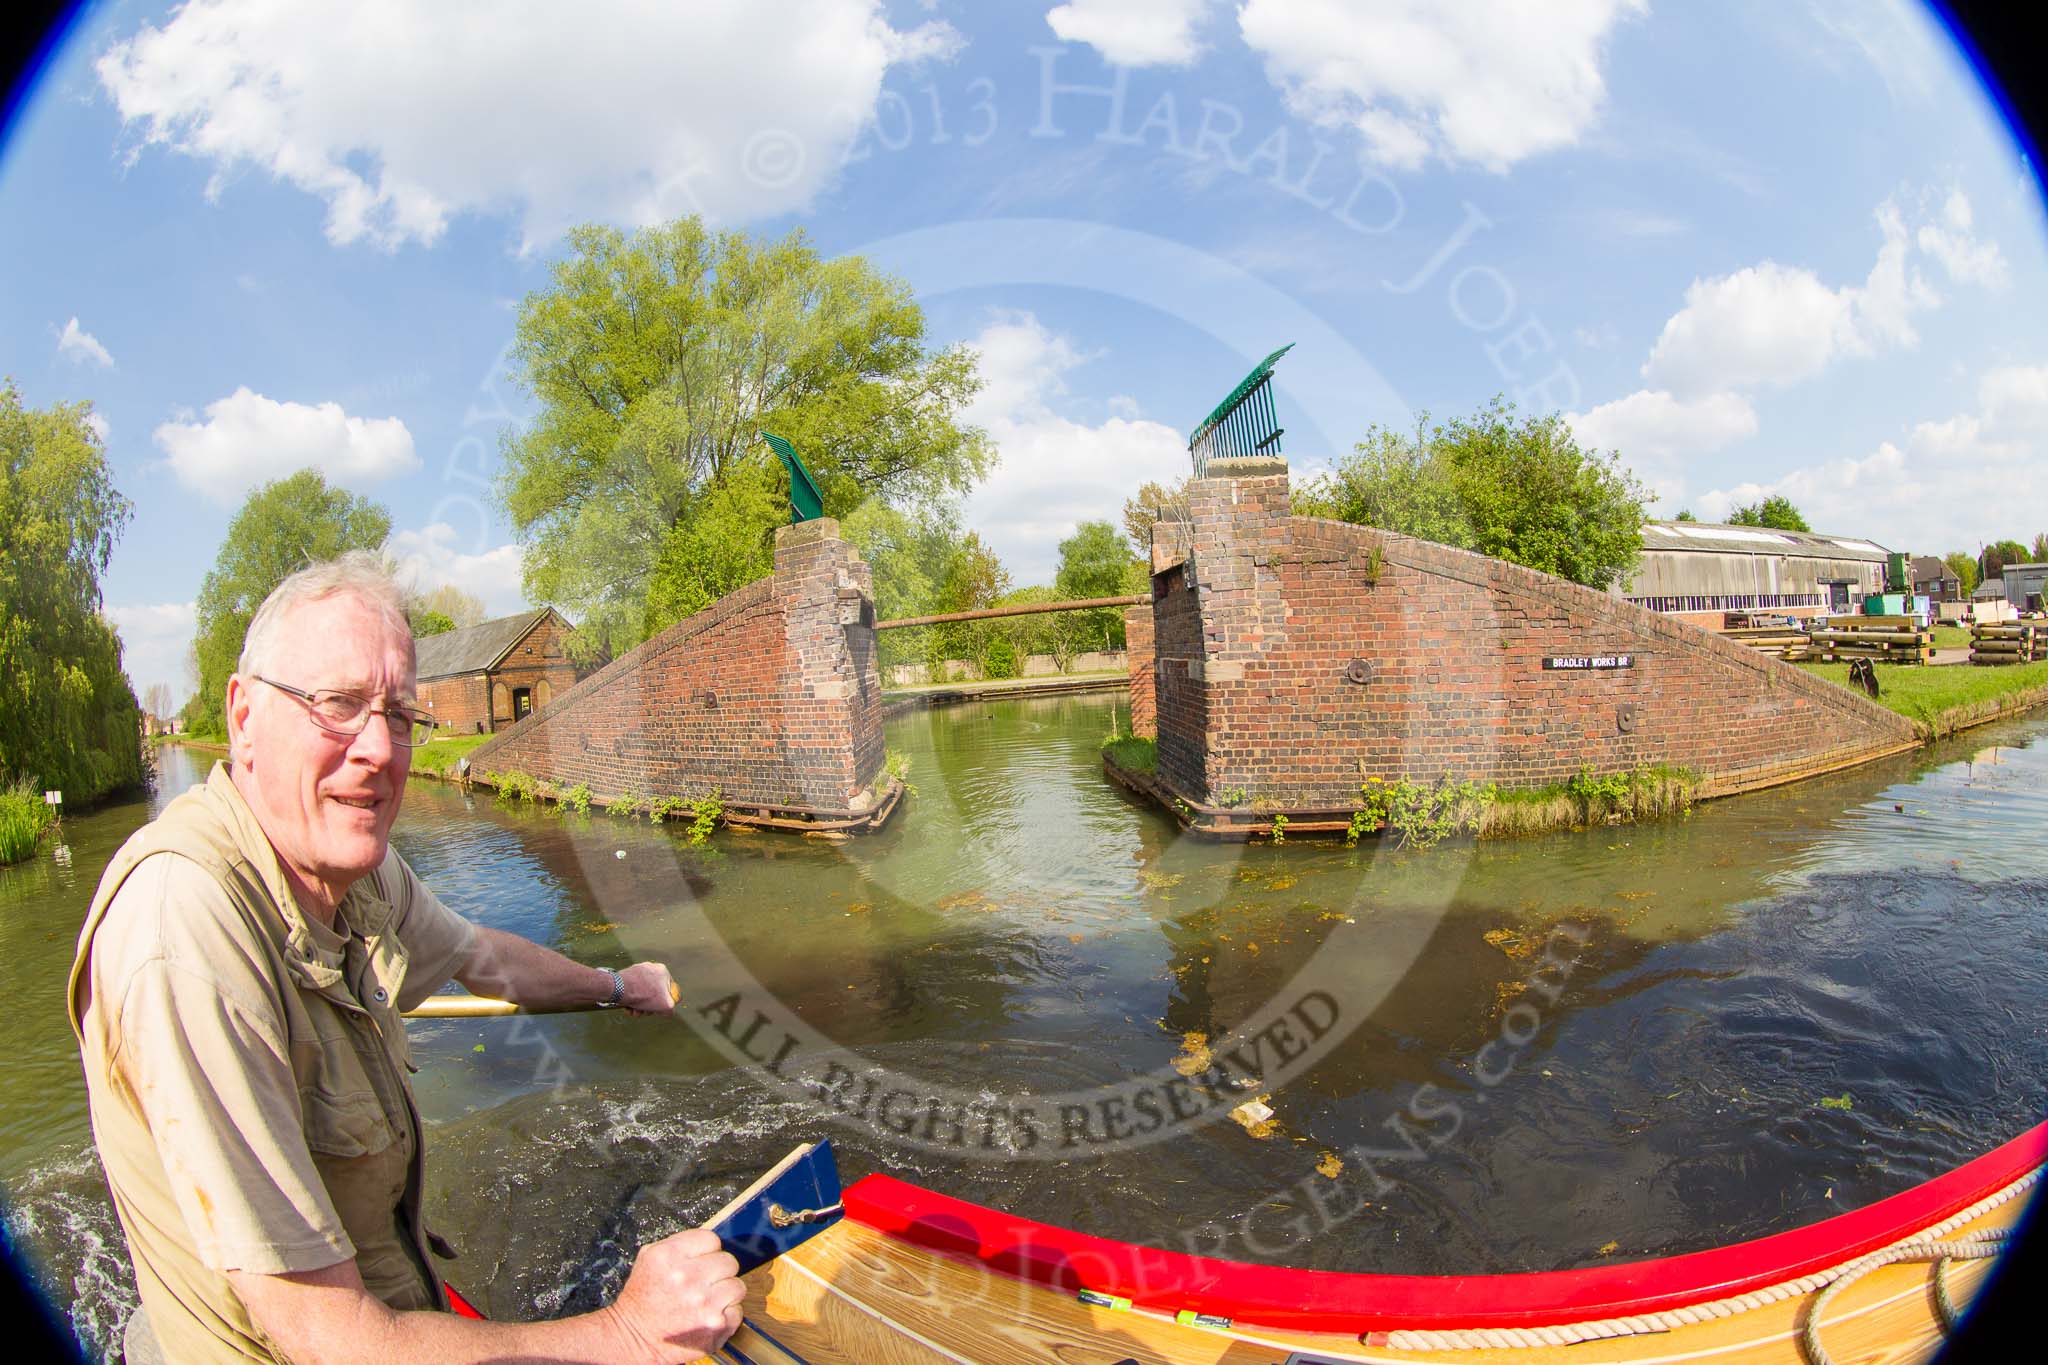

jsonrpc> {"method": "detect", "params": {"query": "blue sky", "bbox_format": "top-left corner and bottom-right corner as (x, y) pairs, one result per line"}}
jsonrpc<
(3, 0), (2044, 708)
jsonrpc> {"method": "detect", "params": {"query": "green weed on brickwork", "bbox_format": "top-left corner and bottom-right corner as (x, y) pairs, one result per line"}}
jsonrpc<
(686, 794), (723, 844)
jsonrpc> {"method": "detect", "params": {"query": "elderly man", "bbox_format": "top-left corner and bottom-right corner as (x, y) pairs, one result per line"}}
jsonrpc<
(70, 554), (743, 1363)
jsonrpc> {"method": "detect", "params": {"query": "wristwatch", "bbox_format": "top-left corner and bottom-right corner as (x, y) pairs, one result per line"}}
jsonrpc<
(597, 968), (625, 1008)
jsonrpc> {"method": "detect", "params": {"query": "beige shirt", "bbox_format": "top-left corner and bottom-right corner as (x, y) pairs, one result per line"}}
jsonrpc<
(70, 764), (477, 1363)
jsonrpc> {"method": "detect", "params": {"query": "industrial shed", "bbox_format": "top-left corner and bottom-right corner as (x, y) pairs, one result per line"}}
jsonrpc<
(1619, 521), (1892, 629)
(414, 607), (583, 734)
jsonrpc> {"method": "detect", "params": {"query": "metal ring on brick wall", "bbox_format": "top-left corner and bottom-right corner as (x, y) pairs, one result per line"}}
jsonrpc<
(1344, 657), (1374, 686)
(1617, 703), (1638, 734)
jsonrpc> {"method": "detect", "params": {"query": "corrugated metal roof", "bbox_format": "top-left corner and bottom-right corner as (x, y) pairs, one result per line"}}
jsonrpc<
(1639, 521), (1891, 560)
(414, 609), (549, 680)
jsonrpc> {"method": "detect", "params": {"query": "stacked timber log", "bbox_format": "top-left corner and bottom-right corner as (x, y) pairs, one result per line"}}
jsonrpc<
(1970, 622), (2042, 666)
(1722, 625), (1810, 661)
(1809, 616), (1932, 664)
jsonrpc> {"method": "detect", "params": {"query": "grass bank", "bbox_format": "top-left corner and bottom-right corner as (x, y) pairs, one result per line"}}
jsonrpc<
(0, 780), (57, 866)
(410, 733), (493, 778)
(1798, 658), (2048, 739)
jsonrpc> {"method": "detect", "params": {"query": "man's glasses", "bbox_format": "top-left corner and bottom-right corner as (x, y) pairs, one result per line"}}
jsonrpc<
(256, 677), (435, 749)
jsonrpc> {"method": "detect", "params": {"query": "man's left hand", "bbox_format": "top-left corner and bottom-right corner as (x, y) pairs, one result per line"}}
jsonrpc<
(620, 961), (679, 1016)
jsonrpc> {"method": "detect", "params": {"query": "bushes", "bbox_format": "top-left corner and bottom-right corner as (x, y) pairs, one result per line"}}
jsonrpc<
(0, 780), (54, 865)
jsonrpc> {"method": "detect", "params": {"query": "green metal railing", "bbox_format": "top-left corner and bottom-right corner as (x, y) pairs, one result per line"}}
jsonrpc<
(1188, 343), (1292, 478)
(760, 430), (824, 523)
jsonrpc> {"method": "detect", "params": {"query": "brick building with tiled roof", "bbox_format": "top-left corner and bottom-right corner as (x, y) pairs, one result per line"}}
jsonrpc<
(414, 608), (585, 734)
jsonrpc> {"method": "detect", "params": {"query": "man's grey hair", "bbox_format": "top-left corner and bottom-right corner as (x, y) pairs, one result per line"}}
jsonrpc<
(237, 551), (413, 681)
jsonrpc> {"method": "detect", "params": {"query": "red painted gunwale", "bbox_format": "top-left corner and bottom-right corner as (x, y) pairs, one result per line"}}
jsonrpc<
(842, 1119), (2046, 1334)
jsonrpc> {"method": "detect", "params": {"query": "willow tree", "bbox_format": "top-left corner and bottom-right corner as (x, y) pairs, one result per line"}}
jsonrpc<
(499, 219), (992, 658)
(0, 380), (140, 802)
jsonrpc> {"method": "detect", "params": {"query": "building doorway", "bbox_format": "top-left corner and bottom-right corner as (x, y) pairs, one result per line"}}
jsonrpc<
(512, 687), (533, 720)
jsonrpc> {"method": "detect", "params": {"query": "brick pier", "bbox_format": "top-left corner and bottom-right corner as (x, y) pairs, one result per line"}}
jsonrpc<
(465, 519), (890, 827)
(1132, 457), (1917, 819)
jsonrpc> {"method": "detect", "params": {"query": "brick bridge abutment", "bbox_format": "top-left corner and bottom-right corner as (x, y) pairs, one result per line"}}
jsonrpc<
(1121, 457), (1918, 824)
(464, 518), (891, 830)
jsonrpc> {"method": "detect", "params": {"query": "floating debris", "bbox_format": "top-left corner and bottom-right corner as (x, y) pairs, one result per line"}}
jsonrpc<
(935, 889), (985, 910)
(1267, 875), (1297, 891)
(581, 922), (616, 934)
(1819, 1093), (1854, 1111)
(1482, 927), (1538, 959)
(1137, 869), (1184, 892)
(846, 902), (870, 915)
(1230, 1096), (1279, 1139)
(1597, 1240), (1619, 1256)
(1315, 1151), (1344, 1178)
(1171, 1032), (1213, 1077)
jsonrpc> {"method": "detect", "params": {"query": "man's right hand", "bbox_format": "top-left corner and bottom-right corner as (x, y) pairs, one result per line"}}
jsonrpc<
(600, 1227), (746, 1361)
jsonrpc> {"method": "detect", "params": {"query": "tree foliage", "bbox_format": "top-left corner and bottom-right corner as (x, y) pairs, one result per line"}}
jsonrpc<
(186, 471), (391, 735)
(1055, 519), (1142, 650)
(1981, 539), (2030, 582)
(1294, 398), (1649, 591)
(2033, 532), (2048, 564)
(409, 609), (458, 638)
(1943, 552), (1981, 598)
(499, 218), (993, 661)
(1121, 478), (1188, 559)
(414, 583), (487, 630)
(1728, 495), (1811, 532)
(0, 380), (141, 802)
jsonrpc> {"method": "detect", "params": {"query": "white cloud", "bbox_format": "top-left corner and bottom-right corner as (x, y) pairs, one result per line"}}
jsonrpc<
(1047, 0), (1210, 67)
(386, 524), (529, 620)
(1641, 202), (1938, 396)
(83, 412), (110, 442)
(154, 388), (418, 503)
(97, 0), (959, 252)
(1693, 363), (2048, 550)
(57, 317), (114, 367)
(1569, 389), (1757, 465)
(1237, 0), (1644, 172)
(1915, 189), (2008, 288)
(105, 601), (197, 710)
(958, 313), (1188, 584)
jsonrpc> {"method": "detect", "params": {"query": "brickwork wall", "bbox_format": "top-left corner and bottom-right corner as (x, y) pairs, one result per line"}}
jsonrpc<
(1123, 606), (1156, 738)
(419, 674), (491, 735)
(1148, 459), (1918, 808)
(466, 521), (885, 814)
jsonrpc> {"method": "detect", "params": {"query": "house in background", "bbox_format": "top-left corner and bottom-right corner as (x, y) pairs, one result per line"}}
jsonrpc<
(1910, 555), (1961, 601)
(415, 608), (583, 734)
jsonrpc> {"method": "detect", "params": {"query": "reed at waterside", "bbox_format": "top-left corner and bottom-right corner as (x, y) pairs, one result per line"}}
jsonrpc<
(0, 780), (55, 866)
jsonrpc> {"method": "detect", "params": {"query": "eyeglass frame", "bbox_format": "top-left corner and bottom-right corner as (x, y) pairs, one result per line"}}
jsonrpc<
(253, 676), (436, 749)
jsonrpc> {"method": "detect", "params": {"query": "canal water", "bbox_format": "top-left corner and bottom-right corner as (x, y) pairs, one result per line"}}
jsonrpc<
(5, 695), (2046, 1354)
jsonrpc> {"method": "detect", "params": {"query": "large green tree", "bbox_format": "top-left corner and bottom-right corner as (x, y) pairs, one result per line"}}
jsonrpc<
(1728, 495), (1811, 532)
(186, 471), (392, 736)
(1944, 551), (1981, 598)
(0, 381), (141, 803)
(499, 218), (993, 661)
(1294, 398), (1648, 591)
(1981, 539), (2030, 582)
(1055, 519), (1144, 651)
